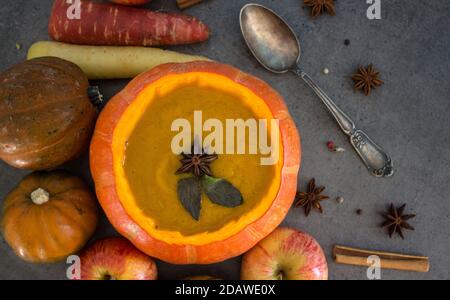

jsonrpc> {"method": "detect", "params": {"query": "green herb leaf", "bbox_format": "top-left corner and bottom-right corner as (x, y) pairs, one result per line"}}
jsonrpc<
(177, 177), (202, 221)
(202, 175), (244, 208)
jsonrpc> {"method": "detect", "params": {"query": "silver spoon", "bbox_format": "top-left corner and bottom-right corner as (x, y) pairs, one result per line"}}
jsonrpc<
(240, 3), (394, 178)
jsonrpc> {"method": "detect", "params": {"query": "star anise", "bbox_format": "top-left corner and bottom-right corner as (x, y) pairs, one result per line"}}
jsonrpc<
(304, 0), (336, 18)
(295, 178), (329, 216)
(176, 146), (218, 178)
(380, 204), (416, 239)
(352, 64), (384, 96)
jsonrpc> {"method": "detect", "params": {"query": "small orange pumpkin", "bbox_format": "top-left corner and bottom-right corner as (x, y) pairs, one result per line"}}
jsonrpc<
(90, 61), (301, 264)
(1, 170), (98, 263)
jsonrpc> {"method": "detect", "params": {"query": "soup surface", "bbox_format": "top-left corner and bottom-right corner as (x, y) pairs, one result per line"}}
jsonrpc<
(113, 73), (283, 245)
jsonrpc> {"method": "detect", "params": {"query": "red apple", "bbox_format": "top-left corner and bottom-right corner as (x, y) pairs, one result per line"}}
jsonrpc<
(109, 0), (151, 5)
(80, 237), (158, 280)
(241, 227), (328, 280)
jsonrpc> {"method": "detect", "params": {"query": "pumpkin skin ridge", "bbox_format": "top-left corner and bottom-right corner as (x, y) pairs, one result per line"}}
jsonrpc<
(0, 102), (94, 157)
(0, 57), (90, 115)
(0, 106), (97, 169)
(35, 206), (68, 261)
(49, 197), (97, 236)
(0, 94), (89, 120)
(25, 57), (91, 87)
(90, 61), (301, 264)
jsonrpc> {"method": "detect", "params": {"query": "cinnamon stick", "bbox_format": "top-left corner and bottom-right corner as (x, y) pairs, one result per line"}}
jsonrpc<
(177, 0), (203, 9)
(333, 245), (430, 273)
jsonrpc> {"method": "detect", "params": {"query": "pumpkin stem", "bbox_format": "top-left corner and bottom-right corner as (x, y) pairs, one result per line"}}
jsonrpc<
(30, 188), (50, 205)
(87, 86), (104, 108)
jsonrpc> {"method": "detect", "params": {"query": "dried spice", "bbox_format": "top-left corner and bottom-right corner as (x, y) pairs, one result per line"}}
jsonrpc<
(176, 145), (218, 177)
(380, 204), (416, 239)
(352, 64), (384, 96)
(177, 0), (203, 9)
(304, 0), (336, 18)
(327, 140), (345, 153)
(326, 140), (335, 151)
(295, 178), (330, 216)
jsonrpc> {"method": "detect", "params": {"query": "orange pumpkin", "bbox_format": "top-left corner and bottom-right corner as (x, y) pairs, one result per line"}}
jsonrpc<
(90, 61), (301, 264)
(1, 170), (98, 263)
(0, 57), (98, 170)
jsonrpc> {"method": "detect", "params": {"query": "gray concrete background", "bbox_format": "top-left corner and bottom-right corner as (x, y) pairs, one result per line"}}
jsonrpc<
(0, 0), (449, 280)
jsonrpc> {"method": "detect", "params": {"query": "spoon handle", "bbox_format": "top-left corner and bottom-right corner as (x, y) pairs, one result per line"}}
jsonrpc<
(293, 68), (394, 178)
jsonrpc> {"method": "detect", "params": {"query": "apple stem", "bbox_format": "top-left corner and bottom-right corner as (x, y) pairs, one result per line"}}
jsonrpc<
(277, 271), (285, 280)
(102, 274), (116, 280)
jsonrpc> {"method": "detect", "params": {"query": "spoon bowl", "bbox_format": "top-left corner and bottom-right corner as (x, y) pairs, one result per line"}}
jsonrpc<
(240, 3), (300, 73)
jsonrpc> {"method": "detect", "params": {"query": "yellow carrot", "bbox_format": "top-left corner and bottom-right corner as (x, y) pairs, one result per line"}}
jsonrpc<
(27, 41), (209, 80)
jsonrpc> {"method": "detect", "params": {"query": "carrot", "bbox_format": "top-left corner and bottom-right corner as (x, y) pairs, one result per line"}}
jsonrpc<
(27, 41), (210, 80)
(48, 0), (210, 47)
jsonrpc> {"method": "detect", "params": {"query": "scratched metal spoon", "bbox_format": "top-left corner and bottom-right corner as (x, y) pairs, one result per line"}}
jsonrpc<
(240, 3), (394, 178)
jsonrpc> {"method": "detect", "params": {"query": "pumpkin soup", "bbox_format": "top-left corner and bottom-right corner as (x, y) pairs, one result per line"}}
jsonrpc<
(113, 73), (283, 245)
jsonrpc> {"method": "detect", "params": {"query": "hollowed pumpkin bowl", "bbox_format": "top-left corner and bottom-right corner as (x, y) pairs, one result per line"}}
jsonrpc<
(90, 61), (301, 264)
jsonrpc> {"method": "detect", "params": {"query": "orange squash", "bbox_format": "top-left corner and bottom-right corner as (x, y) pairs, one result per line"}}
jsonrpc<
(0, 57), (99, 170)
(1, 170), (98, 263)
(90, 61), (301, 264)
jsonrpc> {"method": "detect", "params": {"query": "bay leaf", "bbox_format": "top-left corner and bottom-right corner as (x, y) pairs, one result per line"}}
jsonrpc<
(202, 175), (243, 208)
(177, 177), (202, 221)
